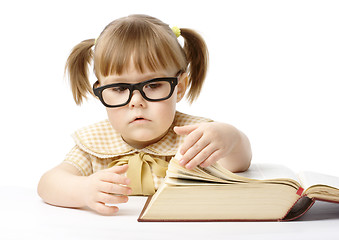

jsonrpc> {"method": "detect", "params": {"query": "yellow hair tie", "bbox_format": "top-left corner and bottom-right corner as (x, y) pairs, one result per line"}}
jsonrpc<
(94, 38), (98, 45)
(171, 26), (181, 38)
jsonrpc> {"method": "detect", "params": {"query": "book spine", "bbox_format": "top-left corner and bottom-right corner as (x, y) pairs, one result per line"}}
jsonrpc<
(282, 196), (315, 221)
(137, 195), (153, 222)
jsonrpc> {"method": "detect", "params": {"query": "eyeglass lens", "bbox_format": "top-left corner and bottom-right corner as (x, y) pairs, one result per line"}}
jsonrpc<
(101, 80), (172, 106)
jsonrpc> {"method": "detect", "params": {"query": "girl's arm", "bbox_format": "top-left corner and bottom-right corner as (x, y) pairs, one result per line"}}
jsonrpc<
(174, 122), (252, 172)
(37, 163), (132, 215)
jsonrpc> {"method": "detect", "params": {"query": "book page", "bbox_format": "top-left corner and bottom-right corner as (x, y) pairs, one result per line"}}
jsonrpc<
(167, 158), (233, 183)
(236, 163), (299, 182)
(298, 171), (339, 190)
(169, 156), (253, 183)
(169, 153), (301, 187)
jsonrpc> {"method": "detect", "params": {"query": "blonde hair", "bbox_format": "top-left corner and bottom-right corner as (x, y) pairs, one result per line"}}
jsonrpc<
(65, 14), (208, 105)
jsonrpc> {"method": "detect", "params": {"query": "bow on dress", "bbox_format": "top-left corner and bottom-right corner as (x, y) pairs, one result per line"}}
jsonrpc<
(108, 152), (169, 195)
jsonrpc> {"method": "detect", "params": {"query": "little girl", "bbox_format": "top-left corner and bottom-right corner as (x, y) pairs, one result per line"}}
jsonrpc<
(38, 14), (252, 215)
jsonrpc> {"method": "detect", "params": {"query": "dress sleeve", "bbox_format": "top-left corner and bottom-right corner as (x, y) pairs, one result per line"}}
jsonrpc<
(64, 145), (93, 176)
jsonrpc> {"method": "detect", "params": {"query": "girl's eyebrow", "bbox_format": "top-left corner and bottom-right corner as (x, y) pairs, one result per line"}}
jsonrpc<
(104, 77), (129, 84)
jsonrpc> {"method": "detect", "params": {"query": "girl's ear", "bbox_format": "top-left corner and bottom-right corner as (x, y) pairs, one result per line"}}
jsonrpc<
(176, 72), (188, 102)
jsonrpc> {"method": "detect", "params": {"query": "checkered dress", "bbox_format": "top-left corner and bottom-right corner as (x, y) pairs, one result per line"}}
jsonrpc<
(64, 111), (211, 191)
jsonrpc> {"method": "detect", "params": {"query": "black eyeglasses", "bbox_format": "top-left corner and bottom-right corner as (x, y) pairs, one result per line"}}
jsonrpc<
(93, 77), (178, 108)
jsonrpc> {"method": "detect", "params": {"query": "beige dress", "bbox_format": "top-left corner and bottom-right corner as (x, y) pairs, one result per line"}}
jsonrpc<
(64, 111), (211, 195)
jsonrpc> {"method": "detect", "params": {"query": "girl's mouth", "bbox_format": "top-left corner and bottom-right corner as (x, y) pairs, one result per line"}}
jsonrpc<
(130, 117), (150, 124)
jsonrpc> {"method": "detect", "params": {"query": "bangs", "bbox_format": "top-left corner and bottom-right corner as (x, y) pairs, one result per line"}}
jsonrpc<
(94, 16), (187, 77)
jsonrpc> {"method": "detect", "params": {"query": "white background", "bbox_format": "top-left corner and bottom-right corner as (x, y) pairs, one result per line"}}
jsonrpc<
(1, 0), (338, 189)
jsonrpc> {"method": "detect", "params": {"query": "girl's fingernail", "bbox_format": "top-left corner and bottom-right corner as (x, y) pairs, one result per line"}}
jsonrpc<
(185, 163), (193, 169)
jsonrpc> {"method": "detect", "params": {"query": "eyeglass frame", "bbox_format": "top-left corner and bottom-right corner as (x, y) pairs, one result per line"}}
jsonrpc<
(93, 77), (179, 108)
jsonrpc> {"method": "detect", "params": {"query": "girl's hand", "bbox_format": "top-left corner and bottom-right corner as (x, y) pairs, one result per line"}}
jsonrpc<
(82, 164), (132, 215)
(174, 122), (240, 170)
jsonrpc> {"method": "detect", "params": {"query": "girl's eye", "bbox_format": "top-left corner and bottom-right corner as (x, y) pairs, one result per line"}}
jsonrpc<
(145, 83), (162, 90)
(111, 86), (128, 93)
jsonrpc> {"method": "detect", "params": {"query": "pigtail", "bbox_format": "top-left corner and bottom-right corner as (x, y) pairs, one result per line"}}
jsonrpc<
(65, 39), (95, 105)
(180, 28), (209, 103)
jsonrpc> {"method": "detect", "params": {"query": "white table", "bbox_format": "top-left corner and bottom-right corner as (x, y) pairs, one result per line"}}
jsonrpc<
(1, 186), (339, 240)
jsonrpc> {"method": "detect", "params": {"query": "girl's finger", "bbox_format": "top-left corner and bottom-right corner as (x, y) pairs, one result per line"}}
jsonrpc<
(184, 144), (216, 169)
(174, 124), (199, 136)
(99, 181), (132, 195)
(93, 202), (119, 216)
(107, 164), (129, 174)
(199, 149), (222, 168)
(180, 136), (210, 167)
(97, 192), (129, 205)
(99, 171), (130, 185)
(178, 127), (203, 156)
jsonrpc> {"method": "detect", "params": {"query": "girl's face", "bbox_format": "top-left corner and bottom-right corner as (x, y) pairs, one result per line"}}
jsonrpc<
(99, 64), (187, 149)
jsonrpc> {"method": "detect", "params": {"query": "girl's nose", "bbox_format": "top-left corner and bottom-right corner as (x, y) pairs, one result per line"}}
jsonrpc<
(128, 90), (146, 108)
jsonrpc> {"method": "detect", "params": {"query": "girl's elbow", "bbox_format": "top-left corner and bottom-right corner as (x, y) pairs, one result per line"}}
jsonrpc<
(37, 173), (47, 200)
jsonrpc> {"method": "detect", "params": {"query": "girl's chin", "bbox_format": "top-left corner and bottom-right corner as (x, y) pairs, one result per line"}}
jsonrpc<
(123, 131), (167, 148)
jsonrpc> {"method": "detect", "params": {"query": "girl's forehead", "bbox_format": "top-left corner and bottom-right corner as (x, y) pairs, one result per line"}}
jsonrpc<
(99, 62), (177, 85)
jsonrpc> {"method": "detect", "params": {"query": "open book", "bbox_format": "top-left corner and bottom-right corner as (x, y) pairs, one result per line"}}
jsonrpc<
(138, 157), (339, 222)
